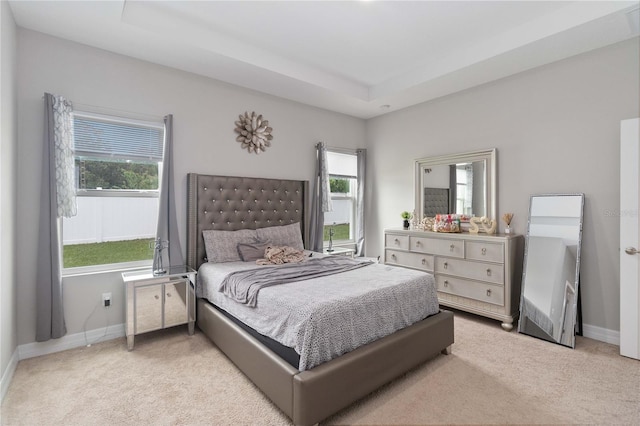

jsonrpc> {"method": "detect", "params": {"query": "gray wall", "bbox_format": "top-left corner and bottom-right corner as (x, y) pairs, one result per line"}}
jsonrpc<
(15, 29), (366, 345)
(9, 27), (639, 352)
(365, 37), (640, 333)
(1, 0), (18, 388)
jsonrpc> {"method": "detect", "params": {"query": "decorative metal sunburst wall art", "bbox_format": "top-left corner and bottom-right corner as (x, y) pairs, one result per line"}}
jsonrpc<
(234, 111), (273, 154)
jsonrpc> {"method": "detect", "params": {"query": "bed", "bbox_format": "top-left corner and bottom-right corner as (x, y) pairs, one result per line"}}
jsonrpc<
(186, 173), (454, 426)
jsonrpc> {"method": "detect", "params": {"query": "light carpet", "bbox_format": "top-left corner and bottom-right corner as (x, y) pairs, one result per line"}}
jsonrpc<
(2, 311), (639, 425)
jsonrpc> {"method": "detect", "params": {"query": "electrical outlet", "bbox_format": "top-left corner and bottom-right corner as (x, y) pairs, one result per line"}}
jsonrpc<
(102, 292), (112, 308)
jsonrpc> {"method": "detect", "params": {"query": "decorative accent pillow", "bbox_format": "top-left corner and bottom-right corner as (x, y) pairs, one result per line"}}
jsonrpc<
(256, 222), (304, 250)
(203, 229), (257, 263)
(237, 240), (271, 262)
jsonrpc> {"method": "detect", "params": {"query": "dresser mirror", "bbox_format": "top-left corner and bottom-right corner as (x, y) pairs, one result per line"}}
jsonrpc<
(518, 193), (584, 348)
(414, 148), (496, 221)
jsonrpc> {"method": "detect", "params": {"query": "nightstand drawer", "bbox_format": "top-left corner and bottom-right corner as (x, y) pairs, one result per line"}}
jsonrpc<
(436, 275), (504, 306)
(409, 236), (464, 258)
(466, 241), (504, 263)
(385, 249), (434, 272)
(435, 257), (504, 284)
(385, 234), (409, 250)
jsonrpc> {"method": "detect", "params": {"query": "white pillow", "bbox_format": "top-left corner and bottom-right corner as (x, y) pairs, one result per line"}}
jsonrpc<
(203, 229), (258, 263)
(255, 222), (304, 250)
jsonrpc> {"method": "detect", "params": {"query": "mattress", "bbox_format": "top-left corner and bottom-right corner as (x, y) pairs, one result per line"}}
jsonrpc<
(196, 256), (440, 370)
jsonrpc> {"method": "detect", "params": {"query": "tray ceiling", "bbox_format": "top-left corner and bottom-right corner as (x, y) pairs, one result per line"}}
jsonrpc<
(9, 1), (640, 118)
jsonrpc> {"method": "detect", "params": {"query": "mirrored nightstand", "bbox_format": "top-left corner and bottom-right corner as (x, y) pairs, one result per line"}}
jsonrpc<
(122, 266), (196, 350)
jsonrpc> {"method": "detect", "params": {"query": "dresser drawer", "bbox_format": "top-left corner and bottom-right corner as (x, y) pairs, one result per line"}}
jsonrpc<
(385, 249), (434, 272)
(466, 241), (504, 263)
(436, 275), (504, 306)
(385, 234), (409, 250)
(409, 236), (464, 258)
(435, 257), (504, 284)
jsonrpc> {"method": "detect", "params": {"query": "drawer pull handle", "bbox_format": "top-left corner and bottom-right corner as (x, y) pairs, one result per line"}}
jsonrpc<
(416, 241), (421, 247)
(421, 258), (426, 265)
(444, 280), (449, 287)
(449, 244), (455, 252)
(391, 254), (396, 259)
(394, 238), (399, 245)
(154, 295), (159, 300)
(486, 268), (492, 276)
(443, 262), (448, 270)
(166, 293), (171, 297)
(486, 289), (492, 297)
(481, 248), (487, 255)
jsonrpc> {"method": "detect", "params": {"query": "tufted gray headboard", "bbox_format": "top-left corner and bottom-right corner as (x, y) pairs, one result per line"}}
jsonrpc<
(423, 187), (450, 217)
(186, 173), (309, 271)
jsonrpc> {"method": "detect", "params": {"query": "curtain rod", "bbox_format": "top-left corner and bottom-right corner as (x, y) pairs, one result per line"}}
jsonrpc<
(73, 102), (164, 123)
(42, 94), (164, 123)
(324, 145), (363, 155)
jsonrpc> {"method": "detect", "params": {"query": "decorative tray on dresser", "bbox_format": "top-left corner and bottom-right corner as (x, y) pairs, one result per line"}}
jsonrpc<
(384, 229), (524, 330)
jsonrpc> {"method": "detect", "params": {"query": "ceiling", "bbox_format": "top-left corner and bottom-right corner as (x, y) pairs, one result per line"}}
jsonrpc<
(9, 1), (640, 119)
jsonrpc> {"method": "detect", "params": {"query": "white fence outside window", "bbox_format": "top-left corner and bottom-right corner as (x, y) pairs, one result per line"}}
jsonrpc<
(324, 199), (351, 226)
(63, 196), (158, 245)
(64, 197), (348, 246)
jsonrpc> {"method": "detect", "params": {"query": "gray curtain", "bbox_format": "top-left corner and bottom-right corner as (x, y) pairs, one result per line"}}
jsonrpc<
(156, 114), (184, 268)
(355, 149), (366, 256)
(35, 93), (74, 341)
(308, 142), (332, 252)
(449, 165), (457, 213)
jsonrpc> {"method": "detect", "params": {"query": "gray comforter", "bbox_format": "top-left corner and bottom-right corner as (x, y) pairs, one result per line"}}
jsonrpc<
(220, 256), (373, 307)
(197, 255), (439, 371)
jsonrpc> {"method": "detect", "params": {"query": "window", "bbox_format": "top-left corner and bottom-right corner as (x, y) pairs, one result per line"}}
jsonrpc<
(456, 163), (473, 216)
(62, 112), (165, 271)
(324, 150), (358, 245)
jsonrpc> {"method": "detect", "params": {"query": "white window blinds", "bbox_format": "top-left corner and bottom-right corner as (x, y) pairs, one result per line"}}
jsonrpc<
(327, 151), (357, 179)
(73, 112), (164, 161)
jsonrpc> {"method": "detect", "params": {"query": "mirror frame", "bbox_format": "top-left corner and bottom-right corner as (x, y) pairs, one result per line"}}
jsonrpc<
(414, 148), (497, 221)
(517, 193), (585, 348)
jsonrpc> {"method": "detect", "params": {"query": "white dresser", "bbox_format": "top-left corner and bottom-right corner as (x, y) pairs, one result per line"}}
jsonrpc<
(384, 229), (523, 330)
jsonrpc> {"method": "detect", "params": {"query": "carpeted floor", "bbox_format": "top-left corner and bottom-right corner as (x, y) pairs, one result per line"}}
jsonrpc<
(2, 311), (639, 425)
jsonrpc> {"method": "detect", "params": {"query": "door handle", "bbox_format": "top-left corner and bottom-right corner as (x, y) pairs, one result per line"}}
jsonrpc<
(625, 247), (639, 255)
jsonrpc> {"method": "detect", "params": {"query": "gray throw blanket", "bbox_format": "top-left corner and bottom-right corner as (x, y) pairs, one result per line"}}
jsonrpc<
(220, 256), (373, 307)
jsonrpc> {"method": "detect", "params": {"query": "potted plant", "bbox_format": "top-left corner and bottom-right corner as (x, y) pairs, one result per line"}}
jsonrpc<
(401, 211), (412, 230)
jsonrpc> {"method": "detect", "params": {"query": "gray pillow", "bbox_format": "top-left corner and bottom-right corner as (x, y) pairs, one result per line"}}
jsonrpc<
(203, 229), (257, 263)
(256, 222), (304, 250)
(237, 240), (271, 262)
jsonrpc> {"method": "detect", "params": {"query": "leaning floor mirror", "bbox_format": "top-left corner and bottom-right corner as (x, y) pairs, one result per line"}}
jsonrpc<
(518, 194), (585, 348)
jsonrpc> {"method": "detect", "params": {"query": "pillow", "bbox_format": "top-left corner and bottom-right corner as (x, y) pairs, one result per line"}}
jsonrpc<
(237, 240), (271, 262)
(256, 222), (304, 250)
(203, 229), (257, 263)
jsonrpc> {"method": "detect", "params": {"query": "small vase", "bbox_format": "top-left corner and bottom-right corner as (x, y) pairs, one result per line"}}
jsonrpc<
(403, 219), (410, 230)
(504, 226), (512, 234)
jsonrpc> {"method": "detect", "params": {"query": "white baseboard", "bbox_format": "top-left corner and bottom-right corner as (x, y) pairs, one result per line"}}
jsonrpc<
(582, 323), (620, 346)
(17, 323), (125, 361)
(1, 348), (19, 403)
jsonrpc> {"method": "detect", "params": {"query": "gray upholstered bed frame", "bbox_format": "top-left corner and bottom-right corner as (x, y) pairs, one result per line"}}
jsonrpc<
(186, 173), (454, 426)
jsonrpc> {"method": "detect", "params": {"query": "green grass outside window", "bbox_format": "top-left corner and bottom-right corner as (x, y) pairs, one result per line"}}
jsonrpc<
(63, 238), (154, 268)
(64, 224), (351, 268)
